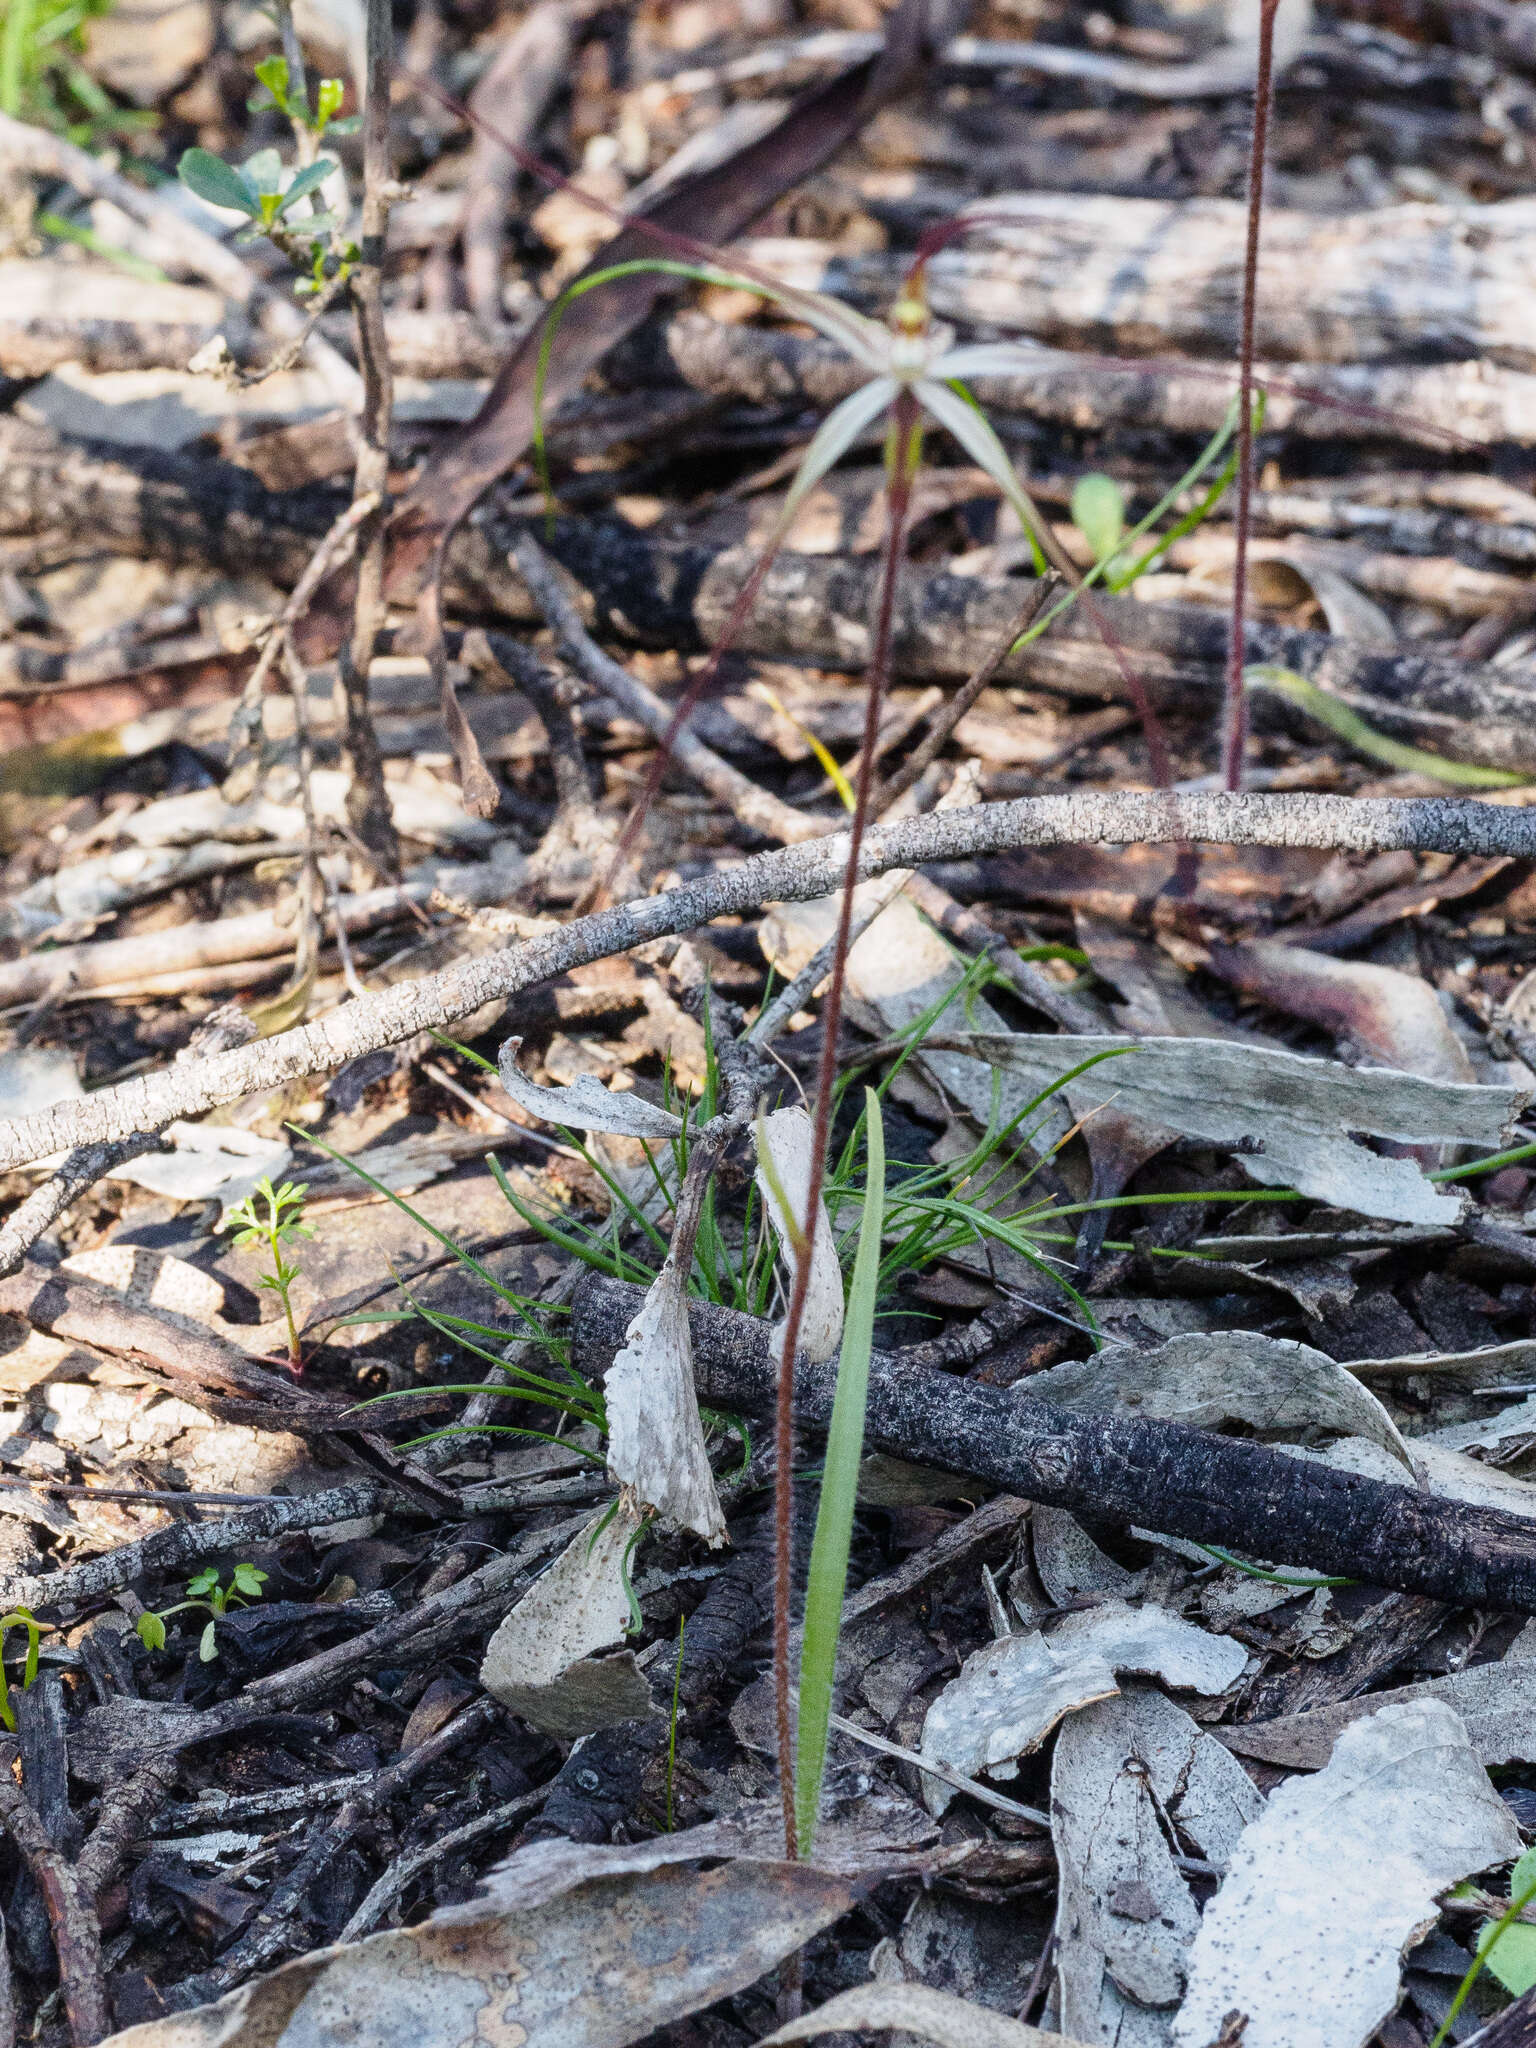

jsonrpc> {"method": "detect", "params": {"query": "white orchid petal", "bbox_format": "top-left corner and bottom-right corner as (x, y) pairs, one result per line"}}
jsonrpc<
(780, 377), (899, 521)
(756, 280), (892, 372)
(927, 343), (1048, 382)
(915, 377), (1053, 549)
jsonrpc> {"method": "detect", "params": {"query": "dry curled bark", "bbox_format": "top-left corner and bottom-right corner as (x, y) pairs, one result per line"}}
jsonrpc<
(0, 791), (1528, 1175)
(573, 1276), (1536, 1614)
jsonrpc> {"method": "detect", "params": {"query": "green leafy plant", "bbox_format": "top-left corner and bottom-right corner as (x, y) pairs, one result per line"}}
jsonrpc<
(219, 1177), (314, 1374)
(0, 0), (147, 142)
(0, 1607), (42, 1732)
(135, 1562), (269, 1664)
(1433, 1848), (1536, 2045)
(177, 54), (357, 296)
(795, 1089), (885, 1855)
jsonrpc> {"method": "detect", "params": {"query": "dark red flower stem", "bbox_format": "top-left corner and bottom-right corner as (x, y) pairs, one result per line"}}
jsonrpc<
(1222, 0), (1282, 793)
(771, 391), (921, 1860)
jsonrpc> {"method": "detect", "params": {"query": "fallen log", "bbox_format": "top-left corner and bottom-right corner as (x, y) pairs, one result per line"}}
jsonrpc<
(13, 294), (1536, 453)
(571, 1275), (1536, 1614)
(735, 192), (1536, 365)
(616, 311), (1536, 452)
(3, 415), (1534, 770)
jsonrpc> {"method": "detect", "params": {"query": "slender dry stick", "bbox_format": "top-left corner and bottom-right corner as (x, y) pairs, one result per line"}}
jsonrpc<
(1221, 0), (1281, 793)
(340, 0), (403, 881)
(770, 391), (922, 1860)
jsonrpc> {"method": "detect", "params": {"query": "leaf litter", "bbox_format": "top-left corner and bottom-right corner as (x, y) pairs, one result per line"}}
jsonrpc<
(6, 0), (1536, 2034)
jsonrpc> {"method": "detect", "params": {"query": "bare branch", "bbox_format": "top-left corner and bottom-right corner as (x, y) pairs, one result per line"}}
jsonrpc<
(0, 793), (1527, 1175)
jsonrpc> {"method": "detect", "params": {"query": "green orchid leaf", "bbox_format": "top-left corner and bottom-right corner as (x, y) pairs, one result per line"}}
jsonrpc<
(1071, 472), (1126, 562)
(1480, 1918), (1536, 1998)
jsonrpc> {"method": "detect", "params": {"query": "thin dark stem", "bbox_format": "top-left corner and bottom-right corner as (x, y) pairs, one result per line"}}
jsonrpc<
(342, 0), (403, 881)
(1222, 0), (1281, 794)
(770, 390), (921, 1861)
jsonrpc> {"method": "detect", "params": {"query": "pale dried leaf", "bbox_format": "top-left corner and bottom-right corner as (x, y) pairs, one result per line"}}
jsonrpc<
(103, 1818), (883, 2048)
(1054, 1689), (1258, 2045)
(497, 1035), (686, 1140)
(112, 1120), (291, 1215)
(920, 1631), (1118, 1815)
(1028, 1331), (1415, 1471)
(1347, 1337), (1536, 1387)
(762, 1982), (1090, 2048)
(957, 1033), (1521, 1225)
(481, 1504), (654, 1736)
(1030, 1508), (1141, 1607)
(1174, 1700), (1521, 2048)
(1047, 1601), (1249, 1697)
(754, 1105), (843, 1364)
(605, 1257), (726, 1544)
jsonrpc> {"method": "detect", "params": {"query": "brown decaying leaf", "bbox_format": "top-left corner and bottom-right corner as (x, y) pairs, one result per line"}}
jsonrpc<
(1206, 939), (1474, 1085)
(102, 1816), (923, 2048)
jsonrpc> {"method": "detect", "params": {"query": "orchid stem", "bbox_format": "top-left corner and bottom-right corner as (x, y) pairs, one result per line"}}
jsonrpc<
(770, 389), (922, 1862)
(1223, 0), (1281, 793)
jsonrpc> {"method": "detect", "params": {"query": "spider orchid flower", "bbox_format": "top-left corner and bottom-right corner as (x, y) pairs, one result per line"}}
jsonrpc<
(761, 279), (1056, 560)
(535, 258), (1056, 562)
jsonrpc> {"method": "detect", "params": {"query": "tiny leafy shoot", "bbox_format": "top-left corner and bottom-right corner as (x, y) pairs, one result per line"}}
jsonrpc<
(221, 1177), (314, 1374)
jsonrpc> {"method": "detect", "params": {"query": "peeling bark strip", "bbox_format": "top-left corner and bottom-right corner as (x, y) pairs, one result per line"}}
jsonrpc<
(572, 1279), (1536, 1614)
(0, 791), (1529, 1175)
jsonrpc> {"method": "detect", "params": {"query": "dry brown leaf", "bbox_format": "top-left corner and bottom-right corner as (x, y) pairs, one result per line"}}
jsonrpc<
(1207, 941), (1474, 1086)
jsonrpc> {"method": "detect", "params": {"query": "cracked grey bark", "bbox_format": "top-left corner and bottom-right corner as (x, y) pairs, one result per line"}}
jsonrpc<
(572, 1277), (1536, 1614)
(0, 791), (1529, 1175)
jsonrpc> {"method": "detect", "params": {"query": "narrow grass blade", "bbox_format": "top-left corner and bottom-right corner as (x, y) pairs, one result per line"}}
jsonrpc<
(794, 1089), (885, 1855)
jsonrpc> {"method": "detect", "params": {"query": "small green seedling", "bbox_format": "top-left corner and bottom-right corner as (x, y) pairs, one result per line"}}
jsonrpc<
(0, 1607), (41, 1732)
(221, 1178), (313, 1373)
(177, 52), (359, 297)
(136, 1563), (269, 1664)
